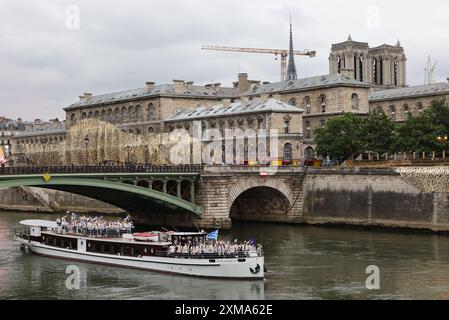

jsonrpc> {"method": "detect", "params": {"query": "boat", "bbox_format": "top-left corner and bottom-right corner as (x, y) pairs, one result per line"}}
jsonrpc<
(15, 219), (264, 280)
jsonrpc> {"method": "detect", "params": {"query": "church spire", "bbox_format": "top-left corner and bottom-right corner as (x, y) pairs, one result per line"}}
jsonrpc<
(287, 17), (298, 81)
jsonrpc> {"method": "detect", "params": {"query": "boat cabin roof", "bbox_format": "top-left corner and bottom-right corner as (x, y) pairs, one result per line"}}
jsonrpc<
(170, 232), (207, 237)
(20, 219), (58, 228)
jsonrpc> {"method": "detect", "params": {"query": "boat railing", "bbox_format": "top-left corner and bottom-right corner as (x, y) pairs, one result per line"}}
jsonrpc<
(167, 250), (263, 260)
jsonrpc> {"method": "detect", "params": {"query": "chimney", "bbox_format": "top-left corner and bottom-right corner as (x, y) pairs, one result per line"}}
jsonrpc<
(173, 80), (185, 95)
(84, 92), (93, 101)
(237, 73), (250, 94)
(185, 81), (194, 91)
(146, 81), (155, 90)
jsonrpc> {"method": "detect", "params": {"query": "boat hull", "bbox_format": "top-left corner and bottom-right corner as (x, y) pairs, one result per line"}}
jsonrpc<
(20, 239), (264, 280)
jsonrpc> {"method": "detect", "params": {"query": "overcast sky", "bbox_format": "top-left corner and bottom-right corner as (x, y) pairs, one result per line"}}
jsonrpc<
(0, 0), (448, 120)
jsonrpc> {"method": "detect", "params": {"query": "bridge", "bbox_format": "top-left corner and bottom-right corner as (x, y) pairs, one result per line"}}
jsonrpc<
(0, 164), (307, 229)
(3, 165), (449, 232)
(0, 165), (203, 217)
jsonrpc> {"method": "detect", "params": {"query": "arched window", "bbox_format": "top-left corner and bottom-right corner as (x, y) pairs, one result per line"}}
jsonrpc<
(403, 104), (409, 118)
(389, 105), (396, 120)
(417, 102), (423, 115)
(101, 109), (106, 119)
(283, 143), (293, 162)
(114, 108), (120, 121)
(305, 121), (311, 139)
(135, 105), (143, 121)
(148, 127), (155, 133)
(319, 95), (326, 113)
(284, 120), (290, 134)
(148, 103), (156, 120)
(128, 106), (134, 121)
(88, 111), (93, 118)
(81, 112), (87, 119)
(70, 113), (77, 125)
(320, 119), (326, 128)
(288, 98), (297, 107)
(337, 56), (342, 73)
(372, 58), (378, 84)
(304, 96), (311, 114)
(121, 107), (127, 121)
(304, 146), (314, 160)
(393, 58), (398, 86)
(351, 93), (359, 109)
(107, 109), (113, 120)
(359, 55), (364, 82)
(94, 110), (100, 118)
(257, 117), (264, 129)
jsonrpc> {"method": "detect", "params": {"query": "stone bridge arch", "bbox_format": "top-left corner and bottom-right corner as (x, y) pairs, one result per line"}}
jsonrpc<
(227, 178), (295, 223)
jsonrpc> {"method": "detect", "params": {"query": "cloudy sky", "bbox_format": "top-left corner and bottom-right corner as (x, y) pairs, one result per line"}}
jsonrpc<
(0, 0), (448, 120)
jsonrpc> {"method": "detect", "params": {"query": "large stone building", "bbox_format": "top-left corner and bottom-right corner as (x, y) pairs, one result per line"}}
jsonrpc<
(329, 35), (407, 89)
(165, 98), (304, 164)
(8, 34), (449, 163)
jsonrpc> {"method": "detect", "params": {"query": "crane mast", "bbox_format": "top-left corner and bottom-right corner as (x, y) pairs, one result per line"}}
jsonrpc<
(201, 45), (316, 81)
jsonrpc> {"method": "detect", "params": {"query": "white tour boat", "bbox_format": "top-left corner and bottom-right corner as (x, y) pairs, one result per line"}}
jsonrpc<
(15, 219), (264, 280)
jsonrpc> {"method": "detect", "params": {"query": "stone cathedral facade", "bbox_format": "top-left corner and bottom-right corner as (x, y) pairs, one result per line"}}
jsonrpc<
(329, 35), (407, 88)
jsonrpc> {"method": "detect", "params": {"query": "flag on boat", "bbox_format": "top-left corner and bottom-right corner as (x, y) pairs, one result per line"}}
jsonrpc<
(0, 146), (6, 165)
(207, 229), (219, 241)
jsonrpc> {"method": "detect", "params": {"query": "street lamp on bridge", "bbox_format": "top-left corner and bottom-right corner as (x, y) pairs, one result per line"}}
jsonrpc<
(40, 137), (48, 166)
(84, 135), (89, 167)
(437, 135), (448, 158)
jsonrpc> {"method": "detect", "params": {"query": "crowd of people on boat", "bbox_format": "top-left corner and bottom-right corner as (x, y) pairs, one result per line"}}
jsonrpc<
(167, 239), (259, 257)
(56, 211), (134, 237)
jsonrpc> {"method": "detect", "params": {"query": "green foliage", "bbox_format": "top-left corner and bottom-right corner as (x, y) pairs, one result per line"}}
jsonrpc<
(314, 113), (362, 161)
(393, 98), (449, 153)
(313, 97), (449, 160)
(360, 111), (395, 154)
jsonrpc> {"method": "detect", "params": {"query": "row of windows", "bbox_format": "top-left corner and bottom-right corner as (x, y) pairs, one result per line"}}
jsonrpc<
(70, 103), (158, 125)
(287, 93), (359, 114)
(15, 136), (65, 145)
(374, 102), (424, 120)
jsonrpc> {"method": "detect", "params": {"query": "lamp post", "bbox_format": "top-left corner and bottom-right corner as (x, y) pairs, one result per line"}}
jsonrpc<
(40, 137), (48, 166)
(437, 135), (448, 158)
(126, 145), (131, 165)
(84, 135), (89, 167)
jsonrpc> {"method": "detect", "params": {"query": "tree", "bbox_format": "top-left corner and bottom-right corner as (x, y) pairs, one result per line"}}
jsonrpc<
(360, 111), (395, 154)
(392, 98), (448, 153)
(392, 114), (440, 153)
(314, 113), (362, 161)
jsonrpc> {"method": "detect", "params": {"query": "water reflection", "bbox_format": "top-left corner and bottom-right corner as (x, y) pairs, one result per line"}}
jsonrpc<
(2, 211), (449, 299)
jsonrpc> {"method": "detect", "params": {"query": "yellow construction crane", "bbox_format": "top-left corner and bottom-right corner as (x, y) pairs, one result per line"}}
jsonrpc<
(201, 45), (316, 81)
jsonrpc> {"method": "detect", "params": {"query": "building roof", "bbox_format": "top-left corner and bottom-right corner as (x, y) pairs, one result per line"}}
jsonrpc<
(165, 98), (303, 122)
(64, 84), (237, 111)
(369, 82), (449, 102)
(241, 74), (370, 96)
(14, 123), (67, 139)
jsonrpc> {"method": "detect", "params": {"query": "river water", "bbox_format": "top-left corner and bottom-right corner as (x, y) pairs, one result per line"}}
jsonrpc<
(1, 211), (449, 300)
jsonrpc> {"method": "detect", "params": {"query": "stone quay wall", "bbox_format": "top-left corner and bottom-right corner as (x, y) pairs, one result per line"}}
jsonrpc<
(301, 168), (449, 232)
